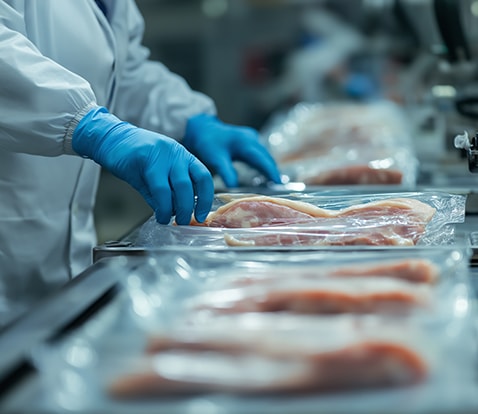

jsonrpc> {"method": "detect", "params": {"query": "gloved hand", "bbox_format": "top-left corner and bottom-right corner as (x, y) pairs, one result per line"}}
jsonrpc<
(72, 107), (214, 225)
(183, 114), (282, 187)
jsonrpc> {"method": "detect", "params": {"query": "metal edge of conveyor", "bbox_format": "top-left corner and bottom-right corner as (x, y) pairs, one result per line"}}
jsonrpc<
(0, 260), (120, 402)
(469, 232), (478, 265)
(92, 242), (478, 273)
(93, 242), (148, 263)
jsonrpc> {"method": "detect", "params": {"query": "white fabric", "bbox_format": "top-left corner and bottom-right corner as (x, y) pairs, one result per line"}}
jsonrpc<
(0, 0), (216, 312)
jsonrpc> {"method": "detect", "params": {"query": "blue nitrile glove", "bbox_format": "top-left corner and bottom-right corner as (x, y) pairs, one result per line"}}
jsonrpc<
(72, 107), (214, 225)
(183, 114), (282, 187)
(344, 72), (379, 101)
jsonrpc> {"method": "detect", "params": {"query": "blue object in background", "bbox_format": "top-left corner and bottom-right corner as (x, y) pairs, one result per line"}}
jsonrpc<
(344, 72), (381, 101)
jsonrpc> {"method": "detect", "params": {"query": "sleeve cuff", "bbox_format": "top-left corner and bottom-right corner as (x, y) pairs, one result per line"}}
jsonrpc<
(63, 102), (100, 155)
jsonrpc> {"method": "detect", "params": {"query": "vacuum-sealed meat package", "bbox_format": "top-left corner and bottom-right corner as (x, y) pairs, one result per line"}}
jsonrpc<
(108, 316), (431, 398)
(261, 101), (418, 187)
(115, 248), (469, 327)
(135, 191), (465, 249)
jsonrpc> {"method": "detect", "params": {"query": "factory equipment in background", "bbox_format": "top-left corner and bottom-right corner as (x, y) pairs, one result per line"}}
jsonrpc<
(394, 0), (478, 169)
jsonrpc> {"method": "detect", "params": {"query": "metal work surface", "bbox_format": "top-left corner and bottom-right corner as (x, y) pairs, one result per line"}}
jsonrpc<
(0, 260), (120, 409)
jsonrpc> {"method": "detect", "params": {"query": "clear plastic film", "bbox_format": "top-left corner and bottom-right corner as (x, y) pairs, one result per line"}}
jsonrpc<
(103, 316), (437, 398)
(261, 100), (418, 187)
(135, 191), (466, 249)
(114, 248), (472, 329)
(31, 246), (478, 412)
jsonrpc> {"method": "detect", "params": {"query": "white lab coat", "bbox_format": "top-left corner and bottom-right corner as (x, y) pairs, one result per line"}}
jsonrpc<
(0, 0), (215, 315)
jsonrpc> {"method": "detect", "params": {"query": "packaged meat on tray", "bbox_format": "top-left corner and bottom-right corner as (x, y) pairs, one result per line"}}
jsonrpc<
(260, 101), (418, 187)
(32, 246), (478, 413)
(116, 248), (470, 328)
(180, 277), (432, 316)
(134, 191), (466, 249)
(108, 317), (430, 398)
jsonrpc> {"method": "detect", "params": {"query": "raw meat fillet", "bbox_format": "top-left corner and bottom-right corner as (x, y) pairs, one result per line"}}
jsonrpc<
(221, 259), (439, 287)
(193, 196), (329, 227)
(190, 195), (436, 247)
(192, 196), (435, 229)
(189, 278), (430, 315)
(277, 130), (338, 162)
(223, 229), (414, 247)
(108, 339), (427, 398)
(329, 259), (439, 284)
(302, 165), (403, 185)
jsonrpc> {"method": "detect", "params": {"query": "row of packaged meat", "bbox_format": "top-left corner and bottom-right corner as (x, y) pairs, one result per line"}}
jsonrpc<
(31, 243), (478, 412)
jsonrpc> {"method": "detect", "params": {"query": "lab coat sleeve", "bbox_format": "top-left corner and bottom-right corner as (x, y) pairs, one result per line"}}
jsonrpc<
(0, 5), (97, 156)
(112, 0), (217, 140)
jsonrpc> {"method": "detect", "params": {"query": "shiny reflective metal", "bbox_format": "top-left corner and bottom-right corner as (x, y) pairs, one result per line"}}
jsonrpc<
(466, 132), (478, 172)
(398, 0), (477, 63)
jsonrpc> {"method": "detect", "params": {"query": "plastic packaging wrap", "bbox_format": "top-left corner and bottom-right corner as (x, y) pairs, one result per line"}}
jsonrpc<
(180, 277), (434, 316)
(135, 191), (466, 248)
(31, 246), (478, 413)
(106, 316), (434, 398)
(261, 101), (418, 187)
(115, 248), (472, 329)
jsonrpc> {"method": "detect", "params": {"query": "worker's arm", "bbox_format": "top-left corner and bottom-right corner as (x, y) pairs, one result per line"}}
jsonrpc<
(113, 0), (281, 187)
(111, 0), (216, 140)
(0, 4), (96, 156)
(0, 3), (213, 224)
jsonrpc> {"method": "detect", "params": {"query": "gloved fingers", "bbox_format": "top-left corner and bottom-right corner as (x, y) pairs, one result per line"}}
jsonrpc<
(154, 192), (174, 224)
(169, 162), (195, 226)
(143, 168), (174, 224)
(135, 182), (159, 213)
(207, 150), (239, 188)
(189, 159), (214, 223)
(234, 142), (282, 184)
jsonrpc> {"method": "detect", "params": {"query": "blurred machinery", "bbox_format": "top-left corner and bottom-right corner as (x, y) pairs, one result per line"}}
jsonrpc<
(134, 0), (478, 148)
(336, 0), (478, 180)
(395, 0), (478, 163)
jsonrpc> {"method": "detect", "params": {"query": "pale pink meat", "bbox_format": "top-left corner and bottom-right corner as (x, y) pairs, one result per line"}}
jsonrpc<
(223, 226), (420, 247)
(192, 196), (435, 247)
(190, 278), (430, 315)
(223, 259), (439, 287)
(277, 118), (395, 163)
(194, 196), (321, 228)
(303, 165), (403, 185)
(193, 196), (435, 229)
(330, 259), (439, 284)
(108, 339), (427, 397)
